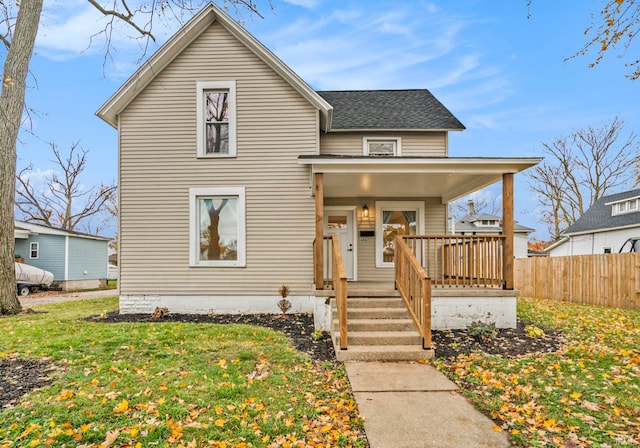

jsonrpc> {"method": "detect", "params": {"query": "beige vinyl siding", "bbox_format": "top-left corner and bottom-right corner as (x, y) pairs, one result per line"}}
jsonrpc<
(119, 21), (318, 297)
(325, 198), (446, 282)
(320, 132), (447, 157)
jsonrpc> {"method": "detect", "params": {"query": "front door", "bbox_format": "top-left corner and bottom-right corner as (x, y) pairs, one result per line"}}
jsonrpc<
(324, 207), (356, 280)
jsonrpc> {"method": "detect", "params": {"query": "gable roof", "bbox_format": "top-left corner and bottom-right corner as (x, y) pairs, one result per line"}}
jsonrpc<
(14, 220), (111, 241)
(455, 213), (534, 234)
(564, 188), (640, 235)
(317, 90), (465, 131)
(97, 2), (333, 130)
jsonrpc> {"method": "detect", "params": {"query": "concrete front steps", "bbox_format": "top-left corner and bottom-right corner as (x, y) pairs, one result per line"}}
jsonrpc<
(331, 296), (434, 362)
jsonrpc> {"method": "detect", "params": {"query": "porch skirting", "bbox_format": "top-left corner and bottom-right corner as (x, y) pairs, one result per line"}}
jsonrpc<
(431, 294), (517, 329)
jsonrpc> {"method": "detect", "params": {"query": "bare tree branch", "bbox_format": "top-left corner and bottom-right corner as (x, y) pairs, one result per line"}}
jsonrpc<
(569, 0), (640, 80)
(15, 141), (116, 233)
(528, 117), (639, 240)
(87, 0), (156, 42)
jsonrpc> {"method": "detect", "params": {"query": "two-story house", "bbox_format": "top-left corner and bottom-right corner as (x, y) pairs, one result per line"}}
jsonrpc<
(97, 3), (540, 340)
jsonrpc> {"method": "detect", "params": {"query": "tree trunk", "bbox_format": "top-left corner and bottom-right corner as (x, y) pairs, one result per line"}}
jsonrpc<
(0, 0), (44, 315)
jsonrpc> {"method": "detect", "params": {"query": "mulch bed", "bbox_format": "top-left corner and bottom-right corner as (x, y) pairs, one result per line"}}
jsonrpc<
(432, 320), (565, 359)
(0, 357), (53, 410)
(1, 312), (565, 410)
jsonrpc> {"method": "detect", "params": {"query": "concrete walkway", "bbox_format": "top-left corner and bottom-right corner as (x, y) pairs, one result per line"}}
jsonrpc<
(345, 361), (511, 448)
(19, 289), (118, 307)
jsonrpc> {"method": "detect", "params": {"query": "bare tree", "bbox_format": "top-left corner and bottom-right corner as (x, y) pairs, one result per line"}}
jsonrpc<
(0, 0), (43, 315)
(0, 0), (268, 315)
(16, 141), (116, 233)
(528, 117), (638, 240)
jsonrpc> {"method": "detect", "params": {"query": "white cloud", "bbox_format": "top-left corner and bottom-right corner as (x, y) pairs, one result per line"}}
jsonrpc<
(283, 0), (320, 8)
(260, 1), (507, 96)
(35, 1), (176, 62)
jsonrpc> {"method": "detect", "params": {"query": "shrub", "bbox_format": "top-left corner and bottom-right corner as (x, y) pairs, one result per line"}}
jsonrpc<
(467, 321), (497, 342)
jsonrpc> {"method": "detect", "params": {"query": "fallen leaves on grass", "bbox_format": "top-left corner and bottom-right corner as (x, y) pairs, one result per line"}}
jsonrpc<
(436, 298), (640, 447)
(0, 305), (366, 447)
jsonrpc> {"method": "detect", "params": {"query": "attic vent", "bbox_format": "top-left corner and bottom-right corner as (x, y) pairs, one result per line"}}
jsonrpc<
(363, 137), (401, 156)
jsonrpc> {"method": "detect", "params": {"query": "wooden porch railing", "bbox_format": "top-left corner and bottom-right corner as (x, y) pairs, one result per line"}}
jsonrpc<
(329, 235), (348, 350)
(395, 236), (432, 349)
(403, 235), (505, 288)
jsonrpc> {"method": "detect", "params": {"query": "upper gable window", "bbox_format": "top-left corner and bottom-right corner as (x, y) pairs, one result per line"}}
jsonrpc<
(478, 219), (499, 227)
(611, 197), (640, 216)
(363, 137), (402, 156)
(196, 81), (237, 158)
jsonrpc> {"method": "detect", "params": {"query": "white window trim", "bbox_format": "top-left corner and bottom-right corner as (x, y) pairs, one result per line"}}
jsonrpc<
(29, 242), (39, 259)
(196, 81), (237, 158)
(375, 201), (425, 268)
(362, 137), (402, 156)
(189, 187), (246, 267)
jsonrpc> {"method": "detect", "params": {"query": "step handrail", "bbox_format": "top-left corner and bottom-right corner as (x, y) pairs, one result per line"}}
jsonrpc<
(331, 234), (349, 350)
(394, 236), (432, 349)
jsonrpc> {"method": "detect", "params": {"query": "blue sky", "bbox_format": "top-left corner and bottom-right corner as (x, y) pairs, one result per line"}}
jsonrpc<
(16, 0), (640, 238)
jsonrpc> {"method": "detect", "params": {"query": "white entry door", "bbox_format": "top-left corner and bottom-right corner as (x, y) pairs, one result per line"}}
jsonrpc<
(324, 207), (357, 280)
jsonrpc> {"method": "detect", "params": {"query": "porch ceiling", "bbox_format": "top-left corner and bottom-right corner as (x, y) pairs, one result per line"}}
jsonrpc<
(299, 156), (542, 203)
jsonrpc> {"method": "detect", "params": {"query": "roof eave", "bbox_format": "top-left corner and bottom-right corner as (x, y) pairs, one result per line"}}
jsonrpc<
(97, 2), (333, 129)
(325, 127), (465, 133)
(564, 222), (640, 237)
(544, 237), (569, 252)
(298, 156), (542, 172)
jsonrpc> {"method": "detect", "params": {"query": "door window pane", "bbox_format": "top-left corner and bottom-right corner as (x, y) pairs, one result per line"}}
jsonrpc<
(328, 215), (347, 229)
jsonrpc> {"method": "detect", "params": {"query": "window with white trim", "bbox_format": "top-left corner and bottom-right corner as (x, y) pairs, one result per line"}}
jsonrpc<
(29, 242), (39, 259)
(196, 81), (237, 158)
(611, 197), (640, 216)
(375, 201), (424, 267)
(363, 137), (401, 156)
(189, 187), (246, 267)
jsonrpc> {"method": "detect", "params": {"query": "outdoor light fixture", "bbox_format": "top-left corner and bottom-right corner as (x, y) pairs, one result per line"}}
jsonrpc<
(362, 204), (369, 218)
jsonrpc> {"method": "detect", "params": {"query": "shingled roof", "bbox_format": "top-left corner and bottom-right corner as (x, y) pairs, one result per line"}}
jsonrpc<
(317, 89), (465, 131)
(564, 188), (640, 234)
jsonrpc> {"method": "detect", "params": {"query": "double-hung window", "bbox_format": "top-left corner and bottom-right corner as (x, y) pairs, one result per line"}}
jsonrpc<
(29, 242), (39, 259)
(196, 81), (237, 157)
(189, 187), (246, 267)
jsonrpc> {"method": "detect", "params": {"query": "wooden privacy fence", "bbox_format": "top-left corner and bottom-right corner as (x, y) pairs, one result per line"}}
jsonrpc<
(514, 253), (640, 310)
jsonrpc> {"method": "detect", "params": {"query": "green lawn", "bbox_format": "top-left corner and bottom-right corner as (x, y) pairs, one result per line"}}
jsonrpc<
(0, 298), (365, 447)
(435, 297), (640, 447)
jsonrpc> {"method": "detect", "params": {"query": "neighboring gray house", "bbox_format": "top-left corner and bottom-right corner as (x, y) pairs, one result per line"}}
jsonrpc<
(14, 220), (110, 291)
(453, 203), (534, 259)
(546, 188), (640, 256)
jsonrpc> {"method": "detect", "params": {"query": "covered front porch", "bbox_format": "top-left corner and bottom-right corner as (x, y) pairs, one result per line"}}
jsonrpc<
(301, 155), (540, 357)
